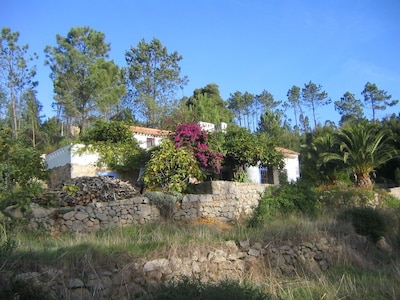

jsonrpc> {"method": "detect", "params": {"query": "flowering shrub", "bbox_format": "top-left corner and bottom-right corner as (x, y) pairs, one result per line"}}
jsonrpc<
(173, 122), (224, 173)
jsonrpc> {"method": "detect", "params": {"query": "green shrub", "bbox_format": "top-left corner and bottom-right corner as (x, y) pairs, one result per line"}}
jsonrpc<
(0, 212), (17, 260)
(141, 277), (270, 300)
(317, 186), (375, 210)
(338, 207), (387, 242)
(248, 180), (319, 227)
(0, 278), (53, 300)
(145, 191), (183, 219)
(144, 139), (204, 193)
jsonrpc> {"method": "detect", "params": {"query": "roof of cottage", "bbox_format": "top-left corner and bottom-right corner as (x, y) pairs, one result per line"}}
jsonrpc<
(276, 147), (299, 158)
(129, 126), (172, 137)
(129, 126), (299, 158)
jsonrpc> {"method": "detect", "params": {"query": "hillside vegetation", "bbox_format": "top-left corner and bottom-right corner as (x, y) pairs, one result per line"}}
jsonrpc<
(1, 182), (400, 299)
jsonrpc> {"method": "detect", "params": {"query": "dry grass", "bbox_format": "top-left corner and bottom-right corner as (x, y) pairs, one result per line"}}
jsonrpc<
(2, 213), (400, 299)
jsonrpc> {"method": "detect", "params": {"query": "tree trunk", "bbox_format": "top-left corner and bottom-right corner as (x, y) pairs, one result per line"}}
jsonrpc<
(355, 173), (373, 188)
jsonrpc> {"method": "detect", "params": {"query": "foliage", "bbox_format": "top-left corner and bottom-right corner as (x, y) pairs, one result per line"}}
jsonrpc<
(223, 125), (283, 179)
(320, 122), (398, 188)
(301, 81), (331, 129)
(317, 185), (376, 209)
(79, 120), (148, 172)
(45, 26), (125, 131)
(0, 279), (53, 300)
(80, 119), (133, 144)
(0, 212), (17, 259)
(141, 276), (270, 300)
(125, 38), (188, 127)
(0, 27), (39, 139)
(334, 91), (364, 126)
(227, 90), (255, 129)
(143, 139), (204, 193)
(62, 184), (80, 195)
(185, 83), (234, 125)
(248, 180), (319, 227)
(255, 89), (282, 112)
(257, 109), (292, 147)
(0, 127), (48, 209)
(337, 207), (387, 242)
(285, 85), (302, 132)
(362, 82), (398, 121)
(300, 126), (350, 185)
(233, 171), (250, 182)
(39, 117), (67, 153)
(173, 122), (224, 174)
(144, 191), (183, 219)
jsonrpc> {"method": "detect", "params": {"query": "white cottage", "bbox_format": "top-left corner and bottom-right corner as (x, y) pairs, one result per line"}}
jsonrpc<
(245, 147), (300, 184)
(44, 123), (300, 186)
(44, 126), (171, 186)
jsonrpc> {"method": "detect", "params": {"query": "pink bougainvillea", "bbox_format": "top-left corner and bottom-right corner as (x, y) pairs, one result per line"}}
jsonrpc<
(173, 122), (224, 173)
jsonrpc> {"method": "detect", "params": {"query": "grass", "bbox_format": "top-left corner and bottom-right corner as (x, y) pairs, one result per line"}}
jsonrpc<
(1, 208), (400, 299)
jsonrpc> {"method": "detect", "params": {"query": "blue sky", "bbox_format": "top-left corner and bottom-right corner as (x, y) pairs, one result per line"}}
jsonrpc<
(2, 0), (400, 126)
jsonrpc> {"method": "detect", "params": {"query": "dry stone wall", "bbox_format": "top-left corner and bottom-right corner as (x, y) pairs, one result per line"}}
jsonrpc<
(1, 233), (374, 300)
(28, 181), (270, 235)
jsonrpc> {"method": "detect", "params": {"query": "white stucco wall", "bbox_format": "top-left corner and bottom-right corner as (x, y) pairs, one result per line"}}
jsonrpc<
(245, 165), (261, 183)
(134, 134), (165, 149)
(45, 144), (100, 169)
(245, 155), (300, 184)
(283, 156), (300, 182)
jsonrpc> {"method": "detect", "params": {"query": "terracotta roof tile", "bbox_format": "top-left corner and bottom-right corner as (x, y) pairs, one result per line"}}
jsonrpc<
(129, 126), (172, 137)
(276, 147), (299, 158)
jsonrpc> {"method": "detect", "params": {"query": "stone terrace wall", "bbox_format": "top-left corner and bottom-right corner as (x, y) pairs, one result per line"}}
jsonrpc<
(5, 235), (356, 299)
(28, 181), (270, 235)
(175, 181), (269, 222)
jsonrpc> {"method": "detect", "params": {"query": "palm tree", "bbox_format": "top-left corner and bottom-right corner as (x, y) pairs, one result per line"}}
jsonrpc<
(314, 133), (347, 184)
(320, 122), (398, 188)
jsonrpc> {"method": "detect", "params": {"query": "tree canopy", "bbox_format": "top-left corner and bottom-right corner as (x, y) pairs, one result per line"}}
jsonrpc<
(125, 38), (188, 128)
(45, 26), (125, 132)
(362, 82), (398, 121)
(0, 27), (38, 138)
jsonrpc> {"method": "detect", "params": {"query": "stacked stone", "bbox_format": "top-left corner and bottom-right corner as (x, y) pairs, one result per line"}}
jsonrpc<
(28, 197), (161, 235)
(29, 181), (269, 234)
(3, 237), (347, 299)
(175, 181), (268, 222)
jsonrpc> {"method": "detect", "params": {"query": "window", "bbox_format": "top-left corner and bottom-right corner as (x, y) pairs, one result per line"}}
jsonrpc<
(146, 137), (155, 148)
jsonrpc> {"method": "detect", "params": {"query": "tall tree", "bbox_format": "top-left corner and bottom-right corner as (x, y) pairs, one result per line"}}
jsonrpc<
(227, 91), (254, 130)
(0, 27), (38, 138)
(88, 59), (126, 120)
(334, 91), (364, 126)
(361, 82), (398, 121)
(20, 89), (42, 147)
(286, 86), (302, 131)
(301, 81), (330, 129)
(257, 109), (286, 145)
(186, 83), (233, 124)
(254, 90), (281, 134)
(125, 38), (188, 128)
(255, 90), (281, 111)
(228, 91), (246, 127)
(45, 26), (124, 132)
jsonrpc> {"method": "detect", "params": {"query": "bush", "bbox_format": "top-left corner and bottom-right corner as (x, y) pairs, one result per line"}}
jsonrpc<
(141, 277), (270, 300)
(145, 191), (183, 219)
(0, 279), (52, 300)
(248, 180), (319, 227)
(0, 212), (17, 260)
(337, 207), (387, 242)
(144, 139), (204, 193)
(317, 186), (375, 209)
